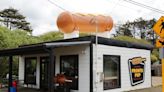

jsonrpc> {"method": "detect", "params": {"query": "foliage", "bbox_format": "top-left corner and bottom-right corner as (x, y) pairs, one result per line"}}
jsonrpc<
(152, 49), (159, 58)
(79, 33), (90, 37)
(39, 31), (90, 42)
(0, 27), (39, 49)
(115, 18), (157, 40)
(0, 26), (40, 81)
(151, 48), (159, 64)
(151, 54), (158, 64)
(112, 35), (151, 45)
(0, 7), (32, 33)
(39, 31), (64, 42)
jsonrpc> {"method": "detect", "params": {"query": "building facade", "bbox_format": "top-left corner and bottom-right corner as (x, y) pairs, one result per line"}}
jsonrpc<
(0, 36), (153, 92)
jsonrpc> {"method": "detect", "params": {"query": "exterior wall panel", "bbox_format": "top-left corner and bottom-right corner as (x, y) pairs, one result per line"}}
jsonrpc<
(93, 44), (151, 92)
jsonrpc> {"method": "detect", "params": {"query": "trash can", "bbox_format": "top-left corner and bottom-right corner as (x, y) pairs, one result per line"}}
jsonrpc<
(12, 81), (17, 92)
(12, 81), (17, 88)
(10, 87), (16, 92)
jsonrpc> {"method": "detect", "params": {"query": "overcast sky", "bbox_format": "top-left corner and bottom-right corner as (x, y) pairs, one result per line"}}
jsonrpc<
(0, 0), (163, 36)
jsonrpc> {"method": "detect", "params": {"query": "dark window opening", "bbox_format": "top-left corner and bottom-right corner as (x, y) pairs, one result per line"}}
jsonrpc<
(24, 57), (37, 85)
(103, 55), (121, 90)
(60, 55), (78, 90)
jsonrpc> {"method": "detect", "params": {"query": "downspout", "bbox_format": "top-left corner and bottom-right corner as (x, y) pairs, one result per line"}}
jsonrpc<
(90, 42), (93, 92)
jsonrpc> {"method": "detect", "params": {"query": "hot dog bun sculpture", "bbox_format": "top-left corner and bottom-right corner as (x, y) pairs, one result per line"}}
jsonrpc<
(57, 12), (113, 35)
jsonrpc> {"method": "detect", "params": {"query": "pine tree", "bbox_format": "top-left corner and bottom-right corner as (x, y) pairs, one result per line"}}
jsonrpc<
(0, 7), (32, 33)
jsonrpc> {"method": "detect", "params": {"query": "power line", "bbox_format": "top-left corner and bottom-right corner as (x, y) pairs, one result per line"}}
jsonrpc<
(46, 0), (161, 28)
(123, 0), (164, 14)
(46, 0), (99, 23)
(47, 0), (67, 11)
(109, 0), (121, 14)
(46, 0), (161, 17)
(46, 0), (133, 24)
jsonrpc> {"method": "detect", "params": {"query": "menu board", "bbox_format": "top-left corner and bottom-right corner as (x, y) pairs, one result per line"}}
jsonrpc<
(128, 57), (146, 86)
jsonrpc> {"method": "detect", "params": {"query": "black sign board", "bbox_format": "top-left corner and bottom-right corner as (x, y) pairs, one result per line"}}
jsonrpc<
(128, 57), (146, 86)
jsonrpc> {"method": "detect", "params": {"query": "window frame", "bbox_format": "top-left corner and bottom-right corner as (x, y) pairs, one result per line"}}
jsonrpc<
(24, 57), (37, 85)
(60, 55), (79, 90)
(103, 55), (121, 90)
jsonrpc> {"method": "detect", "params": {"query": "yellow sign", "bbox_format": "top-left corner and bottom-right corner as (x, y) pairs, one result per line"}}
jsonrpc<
(153, 16), (164, 38)
(156, 38), (164, 48)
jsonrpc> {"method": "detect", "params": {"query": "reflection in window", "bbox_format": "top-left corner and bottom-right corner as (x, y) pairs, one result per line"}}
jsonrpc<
(24, 57), (37, 84)
(60, 55), (78, 90)
(103, 55), (121, 90)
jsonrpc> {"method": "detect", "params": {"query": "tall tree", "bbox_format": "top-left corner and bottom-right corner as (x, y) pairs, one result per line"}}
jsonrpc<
(116, 21), (133, 37)
(0, 7), (32, 33)
(115, 18), (157, 41)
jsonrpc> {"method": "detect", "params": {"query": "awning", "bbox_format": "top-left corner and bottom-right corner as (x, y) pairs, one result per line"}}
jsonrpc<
(0, 41), (91, 56)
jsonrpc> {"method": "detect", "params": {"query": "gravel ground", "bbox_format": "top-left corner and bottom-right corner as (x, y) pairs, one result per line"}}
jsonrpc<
(0, 86), (162, 92)
(127, 86), (162, 92)
(152, 77), (162, 87)
(0, 77), (162, 92)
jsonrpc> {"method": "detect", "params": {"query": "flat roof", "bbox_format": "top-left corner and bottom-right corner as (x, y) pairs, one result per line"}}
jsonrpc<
(0, 36), (153, 56)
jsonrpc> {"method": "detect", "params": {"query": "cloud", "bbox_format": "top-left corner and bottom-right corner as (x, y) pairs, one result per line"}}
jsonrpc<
(0, 0), (163, 36)
(0, 0), (62, 35)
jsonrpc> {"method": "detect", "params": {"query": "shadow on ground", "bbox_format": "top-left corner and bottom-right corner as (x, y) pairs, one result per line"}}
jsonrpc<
(126, 86), (162, 92)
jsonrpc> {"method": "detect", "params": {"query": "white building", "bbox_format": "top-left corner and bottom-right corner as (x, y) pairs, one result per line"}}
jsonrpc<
(0, 36), (153, 92)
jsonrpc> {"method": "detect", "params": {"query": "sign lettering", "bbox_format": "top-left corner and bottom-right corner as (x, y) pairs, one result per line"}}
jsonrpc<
(128, 57), (146, 86)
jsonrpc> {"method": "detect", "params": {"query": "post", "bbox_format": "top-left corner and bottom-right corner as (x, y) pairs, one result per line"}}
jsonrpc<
(95, 16), (98, 92)
(162, 58), (164, 92)
(90, 44), (93, 92)
(160, 48), (164, 92)
(48, 48), (55, 92)
(8, 56), (13, 92)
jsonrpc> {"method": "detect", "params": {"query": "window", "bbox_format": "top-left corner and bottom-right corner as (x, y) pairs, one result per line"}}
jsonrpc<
(60, 55), (78, 90)
(24, 57), (37, 84)
(103, 55), (121, 90)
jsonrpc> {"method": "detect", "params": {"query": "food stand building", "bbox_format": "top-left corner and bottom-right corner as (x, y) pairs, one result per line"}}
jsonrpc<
(0, 35), (153, 92)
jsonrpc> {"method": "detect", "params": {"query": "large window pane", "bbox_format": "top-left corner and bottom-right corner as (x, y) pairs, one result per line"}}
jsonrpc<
(103, 55), (121, 90)
(24, 57), (37, 84)
(60, 55), (78, 90)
